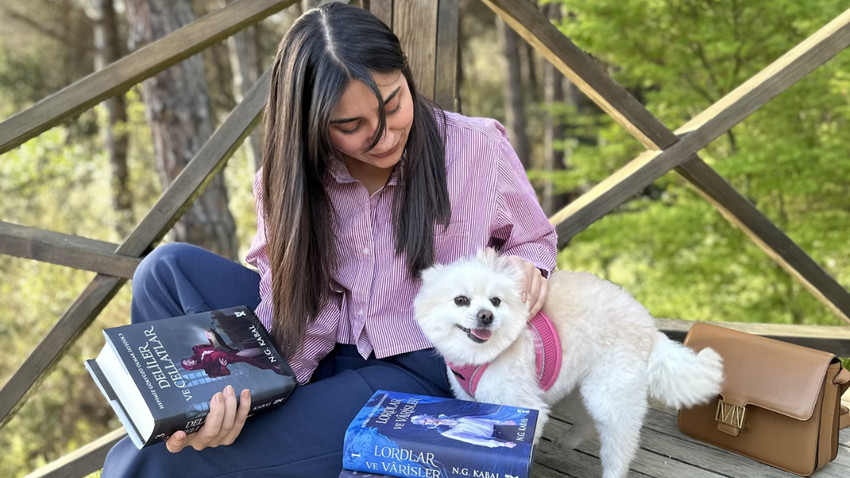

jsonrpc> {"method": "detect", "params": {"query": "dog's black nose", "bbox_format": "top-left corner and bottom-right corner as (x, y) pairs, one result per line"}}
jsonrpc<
(477, 309), (493, 325)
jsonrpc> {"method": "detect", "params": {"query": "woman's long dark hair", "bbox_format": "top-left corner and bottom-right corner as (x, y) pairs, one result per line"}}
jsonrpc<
(262, 3), (450, 357)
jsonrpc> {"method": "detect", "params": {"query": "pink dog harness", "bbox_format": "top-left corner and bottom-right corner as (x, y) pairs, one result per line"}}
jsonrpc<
(447, 311), (562, 398)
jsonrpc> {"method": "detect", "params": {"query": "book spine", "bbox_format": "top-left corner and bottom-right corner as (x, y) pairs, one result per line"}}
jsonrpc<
(145, 411), (206, 447)
(143, 386), (293, 447)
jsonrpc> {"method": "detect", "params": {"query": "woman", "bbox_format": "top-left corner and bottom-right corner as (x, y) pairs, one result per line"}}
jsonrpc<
(103, 3), (557, 477)
(181, 331), (284, 378)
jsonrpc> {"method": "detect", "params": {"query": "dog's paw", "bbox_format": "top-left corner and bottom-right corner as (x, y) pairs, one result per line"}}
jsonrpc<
(555, 419), (594, 450)
(555, 433), (587, 450)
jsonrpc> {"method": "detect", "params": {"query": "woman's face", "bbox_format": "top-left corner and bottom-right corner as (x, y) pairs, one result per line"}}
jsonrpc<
(328, 70), (414, 189)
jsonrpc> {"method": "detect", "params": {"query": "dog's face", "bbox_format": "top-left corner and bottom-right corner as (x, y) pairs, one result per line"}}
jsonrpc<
(414, 248), (530, 365)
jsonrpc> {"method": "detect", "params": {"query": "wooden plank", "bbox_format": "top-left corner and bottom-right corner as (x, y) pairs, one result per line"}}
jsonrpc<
(434, 0), (460, 111)
(647, 404), (850, 477)
(0, 275), (124, 428)
(0, 221), (139, 278)
(368, 0), (393, 27)
(656, 318), (850, 356)
(24, 428), (126, 478)
(487, 0), (850, 324)
(538, 413), (722, 477)
(670, 6), (850, 311)
(675, 158), (850, 323)
(544, 8), (850, 243)
(0, 68), (270, 428)
(675, 8), (850, 137)
(0, 0), (294, 155)
(543, 399), (850, 478)
(480, 0), (675, 150)
(394, 0), (438, 101)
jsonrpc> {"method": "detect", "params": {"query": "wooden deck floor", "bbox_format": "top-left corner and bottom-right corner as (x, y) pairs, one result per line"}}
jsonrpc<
(532, 397), (850, 478)
(24, 393), (849, 478)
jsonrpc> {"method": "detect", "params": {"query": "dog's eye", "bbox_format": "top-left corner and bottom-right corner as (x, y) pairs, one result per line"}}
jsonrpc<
(490, 297), (501, 307)
(454, 296), (470, 307)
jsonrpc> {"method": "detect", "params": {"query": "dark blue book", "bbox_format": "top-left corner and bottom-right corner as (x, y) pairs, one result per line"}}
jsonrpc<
(85, 306), (297, 448)
(343, 390), (538, 478)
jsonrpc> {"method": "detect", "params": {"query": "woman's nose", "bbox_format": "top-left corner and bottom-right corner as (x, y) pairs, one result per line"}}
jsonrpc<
(375, 125), (394, 146)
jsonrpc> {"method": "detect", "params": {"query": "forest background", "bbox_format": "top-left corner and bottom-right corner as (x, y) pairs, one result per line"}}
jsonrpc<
(1, 0), (848, 476)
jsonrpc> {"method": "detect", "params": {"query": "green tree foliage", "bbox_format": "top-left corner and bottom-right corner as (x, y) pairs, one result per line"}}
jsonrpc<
(547, 0), (850, 325)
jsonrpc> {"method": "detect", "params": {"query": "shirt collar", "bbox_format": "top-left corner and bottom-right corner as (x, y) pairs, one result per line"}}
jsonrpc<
(325, 152), (405, 187)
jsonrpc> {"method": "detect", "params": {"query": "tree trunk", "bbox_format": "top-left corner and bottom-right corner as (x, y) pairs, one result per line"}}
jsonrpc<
(125, 0), (238, 259)
(87, 0), (133, 236)
(541, 2), (570, 216)
(495, 16), (529, 168)
(225, 0), (264, 171)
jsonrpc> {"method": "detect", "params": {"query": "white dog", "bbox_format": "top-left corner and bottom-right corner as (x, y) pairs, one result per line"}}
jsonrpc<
(414, 248), (723, 478)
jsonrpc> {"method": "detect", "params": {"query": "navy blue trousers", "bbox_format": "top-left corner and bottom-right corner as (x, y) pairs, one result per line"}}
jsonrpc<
(101, 243), (452, 478)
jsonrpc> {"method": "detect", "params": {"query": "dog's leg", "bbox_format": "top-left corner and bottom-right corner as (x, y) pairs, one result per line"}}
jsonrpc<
(554, 390), (594, 450)
(579, 369), (648, 478)
(510, 390), (550, 444)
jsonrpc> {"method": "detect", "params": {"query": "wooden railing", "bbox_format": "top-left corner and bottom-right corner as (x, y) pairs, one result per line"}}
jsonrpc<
(0, 1), (848, 477)
(484, 0), (850, 325)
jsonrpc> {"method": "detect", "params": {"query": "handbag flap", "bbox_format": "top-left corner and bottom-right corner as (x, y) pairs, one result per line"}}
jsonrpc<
(683, 322), (833, 422)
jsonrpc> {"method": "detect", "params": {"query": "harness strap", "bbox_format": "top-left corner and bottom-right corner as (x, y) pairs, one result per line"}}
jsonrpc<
(448, 311), (562, 398)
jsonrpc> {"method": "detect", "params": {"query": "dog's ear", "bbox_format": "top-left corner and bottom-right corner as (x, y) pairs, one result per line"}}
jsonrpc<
(418, 264), (442, 284)
(480, 247), (515, 272)
(478, 247), (499, 263)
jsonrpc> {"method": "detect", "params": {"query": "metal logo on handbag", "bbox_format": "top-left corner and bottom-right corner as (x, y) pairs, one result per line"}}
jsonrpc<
(677, 322), (850, 477)
(715, 399), (746, 434)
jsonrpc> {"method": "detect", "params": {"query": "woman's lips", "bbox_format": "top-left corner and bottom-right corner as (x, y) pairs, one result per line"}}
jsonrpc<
(370, 143), (399, 159)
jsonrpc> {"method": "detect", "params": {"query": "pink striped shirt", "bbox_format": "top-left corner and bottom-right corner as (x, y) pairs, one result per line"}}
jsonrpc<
(246, 111), (557, 384)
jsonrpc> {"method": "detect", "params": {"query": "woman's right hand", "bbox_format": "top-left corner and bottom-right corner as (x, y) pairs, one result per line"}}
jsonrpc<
(166, 385), (251, 453)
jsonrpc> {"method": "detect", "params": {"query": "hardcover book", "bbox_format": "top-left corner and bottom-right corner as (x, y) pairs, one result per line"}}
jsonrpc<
(343, 390), (539, 478)
(85, 306), (297, 448)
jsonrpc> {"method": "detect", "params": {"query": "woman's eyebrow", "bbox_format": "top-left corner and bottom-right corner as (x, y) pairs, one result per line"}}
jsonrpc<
(329, 86), (402, 125)
(382, 86), (401, 104)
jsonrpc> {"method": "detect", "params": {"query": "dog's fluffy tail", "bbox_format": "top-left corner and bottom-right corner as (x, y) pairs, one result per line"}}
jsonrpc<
(647, 332), (723, 409)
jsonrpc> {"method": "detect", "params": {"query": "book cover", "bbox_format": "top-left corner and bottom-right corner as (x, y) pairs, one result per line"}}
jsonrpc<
(343, 390), (538, 478)
(85, 306), (297, 448)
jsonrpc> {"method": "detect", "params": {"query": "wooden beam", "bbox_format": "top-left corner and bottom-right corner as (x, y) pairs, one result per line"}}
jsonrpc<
(0, 68), (270, 429)
(480, 0), (675, 150)
(675, 8), (850, 138)
(368, 0), (393, 27)
(676, 158), (850, 323)
(489, 0), (850, 322)
(0, 0), (294, 155)
(548, 148), (679, 242)
(656, 318), (850, 357)
(434, 0), (460, 111)
(0, 221), (139, 278)
(23, 428), (126, 478)
(0, 275), (124, 429)
(394, 0), (439, 101)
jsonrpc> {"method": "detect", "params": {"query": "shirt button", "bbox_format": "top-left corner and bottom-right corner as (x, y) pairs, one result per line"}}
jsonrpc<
(362, 247), (370, 255)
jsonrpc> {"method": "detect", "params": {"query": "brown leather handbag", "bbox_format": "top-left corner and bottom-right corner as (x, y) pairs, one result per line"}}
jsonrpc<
(678, 322), (850, 476)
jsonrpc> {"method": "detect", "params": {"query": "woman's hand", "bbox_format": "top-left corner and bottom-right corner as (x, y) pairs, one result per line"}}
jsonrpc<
(506, 255), (549, 318)
(166, 385), (251, 453)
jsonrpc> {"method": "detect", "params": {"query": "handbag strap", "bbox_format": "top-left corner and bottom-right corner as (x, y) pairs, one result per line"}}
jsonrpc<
(836, 365), (850, 429)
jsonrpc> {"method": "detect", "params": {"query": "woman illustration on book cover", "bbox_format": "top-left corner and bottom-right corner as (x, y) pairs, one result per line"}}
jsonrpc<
(410, 413), (519, 448)
(181, 330), (283, 378)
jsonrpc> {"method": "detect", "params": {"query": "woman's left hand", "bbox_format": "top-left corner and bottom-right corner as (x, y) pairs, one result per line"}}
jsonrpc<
(505, 255), (549, 318)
